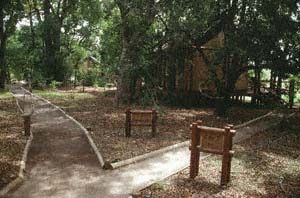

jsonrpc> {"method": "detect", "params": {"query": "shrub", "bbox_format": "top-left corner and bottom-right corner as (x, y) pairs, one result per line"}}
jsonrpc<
(49, 80), (62, 90)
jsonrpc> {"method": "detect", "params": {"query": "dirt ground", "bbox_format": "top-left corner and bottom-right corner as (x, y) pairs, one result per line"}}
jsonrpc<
(0, 92), (26, 189)
(136, 113), (300, 198)
(35, 87), (272, 163)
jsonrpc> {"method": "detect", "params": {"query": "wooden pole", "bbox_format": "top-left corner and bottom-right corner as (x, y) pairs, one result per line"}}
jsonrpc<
(190, 121), (201, 179)
(226, 124), (234, 183)
(221, 126), (231, 185)
(151, 110), (157, 137)
(23, 115), (31, 136)
(125, 109), (131, 137)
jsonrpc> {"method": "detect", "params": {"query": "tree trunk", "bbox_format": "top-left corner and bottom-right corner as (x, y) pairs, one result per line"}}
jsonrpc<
(114, 0), (156, 105)
(276, 71), (283, 97)
(215, 0), (239, 116)
(0, 38), (7, 89)
(115, 38), (133, 105)
(0, 6), (7, 89)
(289, 80), (295, 108)
(167, 62), (177, 95)
(251, 67), (261, 104)
(270, 70), (276, 89)
(43, 0), (63, 82)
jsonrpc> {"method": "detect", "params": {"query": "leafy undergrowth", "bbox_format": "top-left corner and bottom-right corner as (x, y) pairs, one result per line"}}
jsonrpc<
(35, 87), (272, 163)
(0, 92), (26, 189)
(136, 114), (300, 198)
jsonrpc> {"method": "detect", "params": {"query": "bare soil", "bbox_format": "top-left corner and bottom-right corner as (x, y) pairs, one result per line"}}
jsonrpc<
(136, 113), (300, 198)
(36, 87), (272, 163)
(0, 93), (26, 189)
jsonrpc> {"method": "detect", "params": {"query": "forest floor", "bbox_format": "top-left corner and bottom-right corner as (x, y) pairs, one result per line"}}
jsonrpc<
(136, 113), (300, 198)
(0, 92), (26, 189)
(34, 87), (273, 163)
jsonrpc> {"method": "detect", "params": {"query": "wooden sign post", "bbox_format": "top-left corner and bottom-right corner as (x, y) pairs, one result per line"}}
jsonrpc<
(189, 121), (235, 185)
(17, 92), (34, 137)
(125, 109), (157, 137)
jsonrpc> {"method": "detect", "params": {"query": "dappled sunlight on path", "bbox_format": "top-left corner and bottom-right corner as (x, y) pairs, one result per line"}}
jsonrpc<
(6, 87), (284, 198)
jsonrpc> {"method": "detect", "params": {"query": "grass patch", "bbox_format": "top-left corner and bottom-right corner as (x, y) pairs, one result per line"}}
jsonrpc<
(0, 91), (13, 99)
(33, 90), (95, 101)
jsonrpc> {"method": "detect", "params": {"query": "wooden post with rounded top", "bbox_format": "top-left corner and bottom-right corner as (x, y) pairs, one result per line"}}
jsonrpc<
(189, 121), (202, 179)
(221, 126), (231, 185)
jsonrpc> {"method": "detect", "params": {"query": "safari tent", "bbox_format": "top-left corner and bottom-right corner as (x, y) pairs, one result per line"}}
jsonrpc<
(175, 32), (249, 94)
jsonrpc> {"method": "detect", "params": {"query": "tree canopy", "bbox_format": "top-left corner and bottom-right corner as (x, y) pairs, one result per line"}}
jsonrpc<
(0, 0), (299, 112)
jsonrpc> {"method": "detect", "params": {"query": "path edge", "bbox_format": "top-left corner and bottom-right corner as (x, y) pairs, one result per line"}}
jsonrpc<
(112, 110), (275, 170)
(21, 87), (105, 168)
(0, 131), (33, 197)
(0, 90), (34, 196)
(129, 154), (211, 198)
(234, 111), (274, 129)
(106, 141), (190, 170)
(128, 110), (284, 197)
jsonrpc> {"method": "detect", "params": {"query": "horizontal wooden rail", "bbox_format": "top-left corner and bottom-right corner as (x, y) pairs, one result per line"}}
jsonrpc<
(130, 110), (154, 114)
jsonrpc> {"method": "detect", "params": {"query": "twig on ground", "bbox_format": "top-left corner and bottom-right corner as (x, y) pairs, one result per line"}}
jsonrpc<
(278, 176), (288, 195)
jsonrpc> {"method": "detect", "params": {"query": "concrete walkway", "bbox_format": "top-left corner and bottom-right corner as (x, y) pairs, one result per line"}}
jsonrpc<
(5, 87), (282, 198)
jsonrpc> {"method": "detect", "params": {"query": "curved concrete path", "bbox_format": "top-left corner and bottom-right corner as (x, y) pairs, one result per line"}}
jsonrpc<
(6, 87), (191, 198)
(5, 87), (283, 198)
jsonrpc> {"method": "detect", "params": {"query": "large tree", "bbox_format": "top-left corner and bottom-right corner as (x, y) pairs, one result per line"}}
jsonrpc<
(0, 0), (23, 89)
(28, 0), (101, 83)
(114, 0), (157, 105)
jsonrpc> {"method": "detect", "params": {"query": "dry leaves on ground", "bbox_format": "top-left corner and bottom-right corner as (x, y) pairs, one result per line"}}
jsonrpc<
(38, 88), (271, 162)
(137, 114), (300, 198)
(0, 94), (26, 189)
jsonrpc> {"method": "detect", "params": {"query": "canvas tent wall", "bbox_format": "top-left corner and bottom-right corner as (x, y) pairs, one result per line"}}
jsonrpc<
(176, 32), (249, 94)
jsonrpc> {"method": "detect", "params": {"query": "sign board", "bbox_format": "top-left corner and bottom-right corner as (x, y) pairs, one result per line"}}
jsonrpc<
(189, 122), (235, 185)
(200, 131), (224, 151)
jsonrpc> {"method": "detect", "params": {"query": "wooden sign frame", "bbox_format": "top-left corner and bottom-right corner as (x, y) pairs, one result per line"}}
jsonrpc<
(125, 109), (157, 137)
(189, 120), (235, 185)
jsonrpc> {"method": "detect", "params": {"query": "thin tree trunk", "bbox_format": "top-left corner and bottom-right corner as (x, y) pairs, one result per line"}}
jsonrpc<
(27, 0), (35, 88)
(289, 80), (295, 108)
(276, 71), (283, 97)
(0, 38), (7, 89)
(270, 70), (276, 89)
(115, 38), (132, 105)
(0, 8), (7, 89)
(43, 0), (63, 82)
(167, 62), (177, 95)
(115, 0), (156, 105)
(251, 68), (261, 104)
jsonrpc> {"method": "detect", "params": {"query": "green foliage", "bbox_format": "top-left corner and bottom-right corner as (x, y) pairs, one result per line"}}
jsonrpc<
(289, 74), (300, 103)
(49, 80), (62, 90)
(1, 0), (299, 108)
(81, 70), (98, 86)
(33, 90), (95, 102)
(31, 70), (47, 89)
